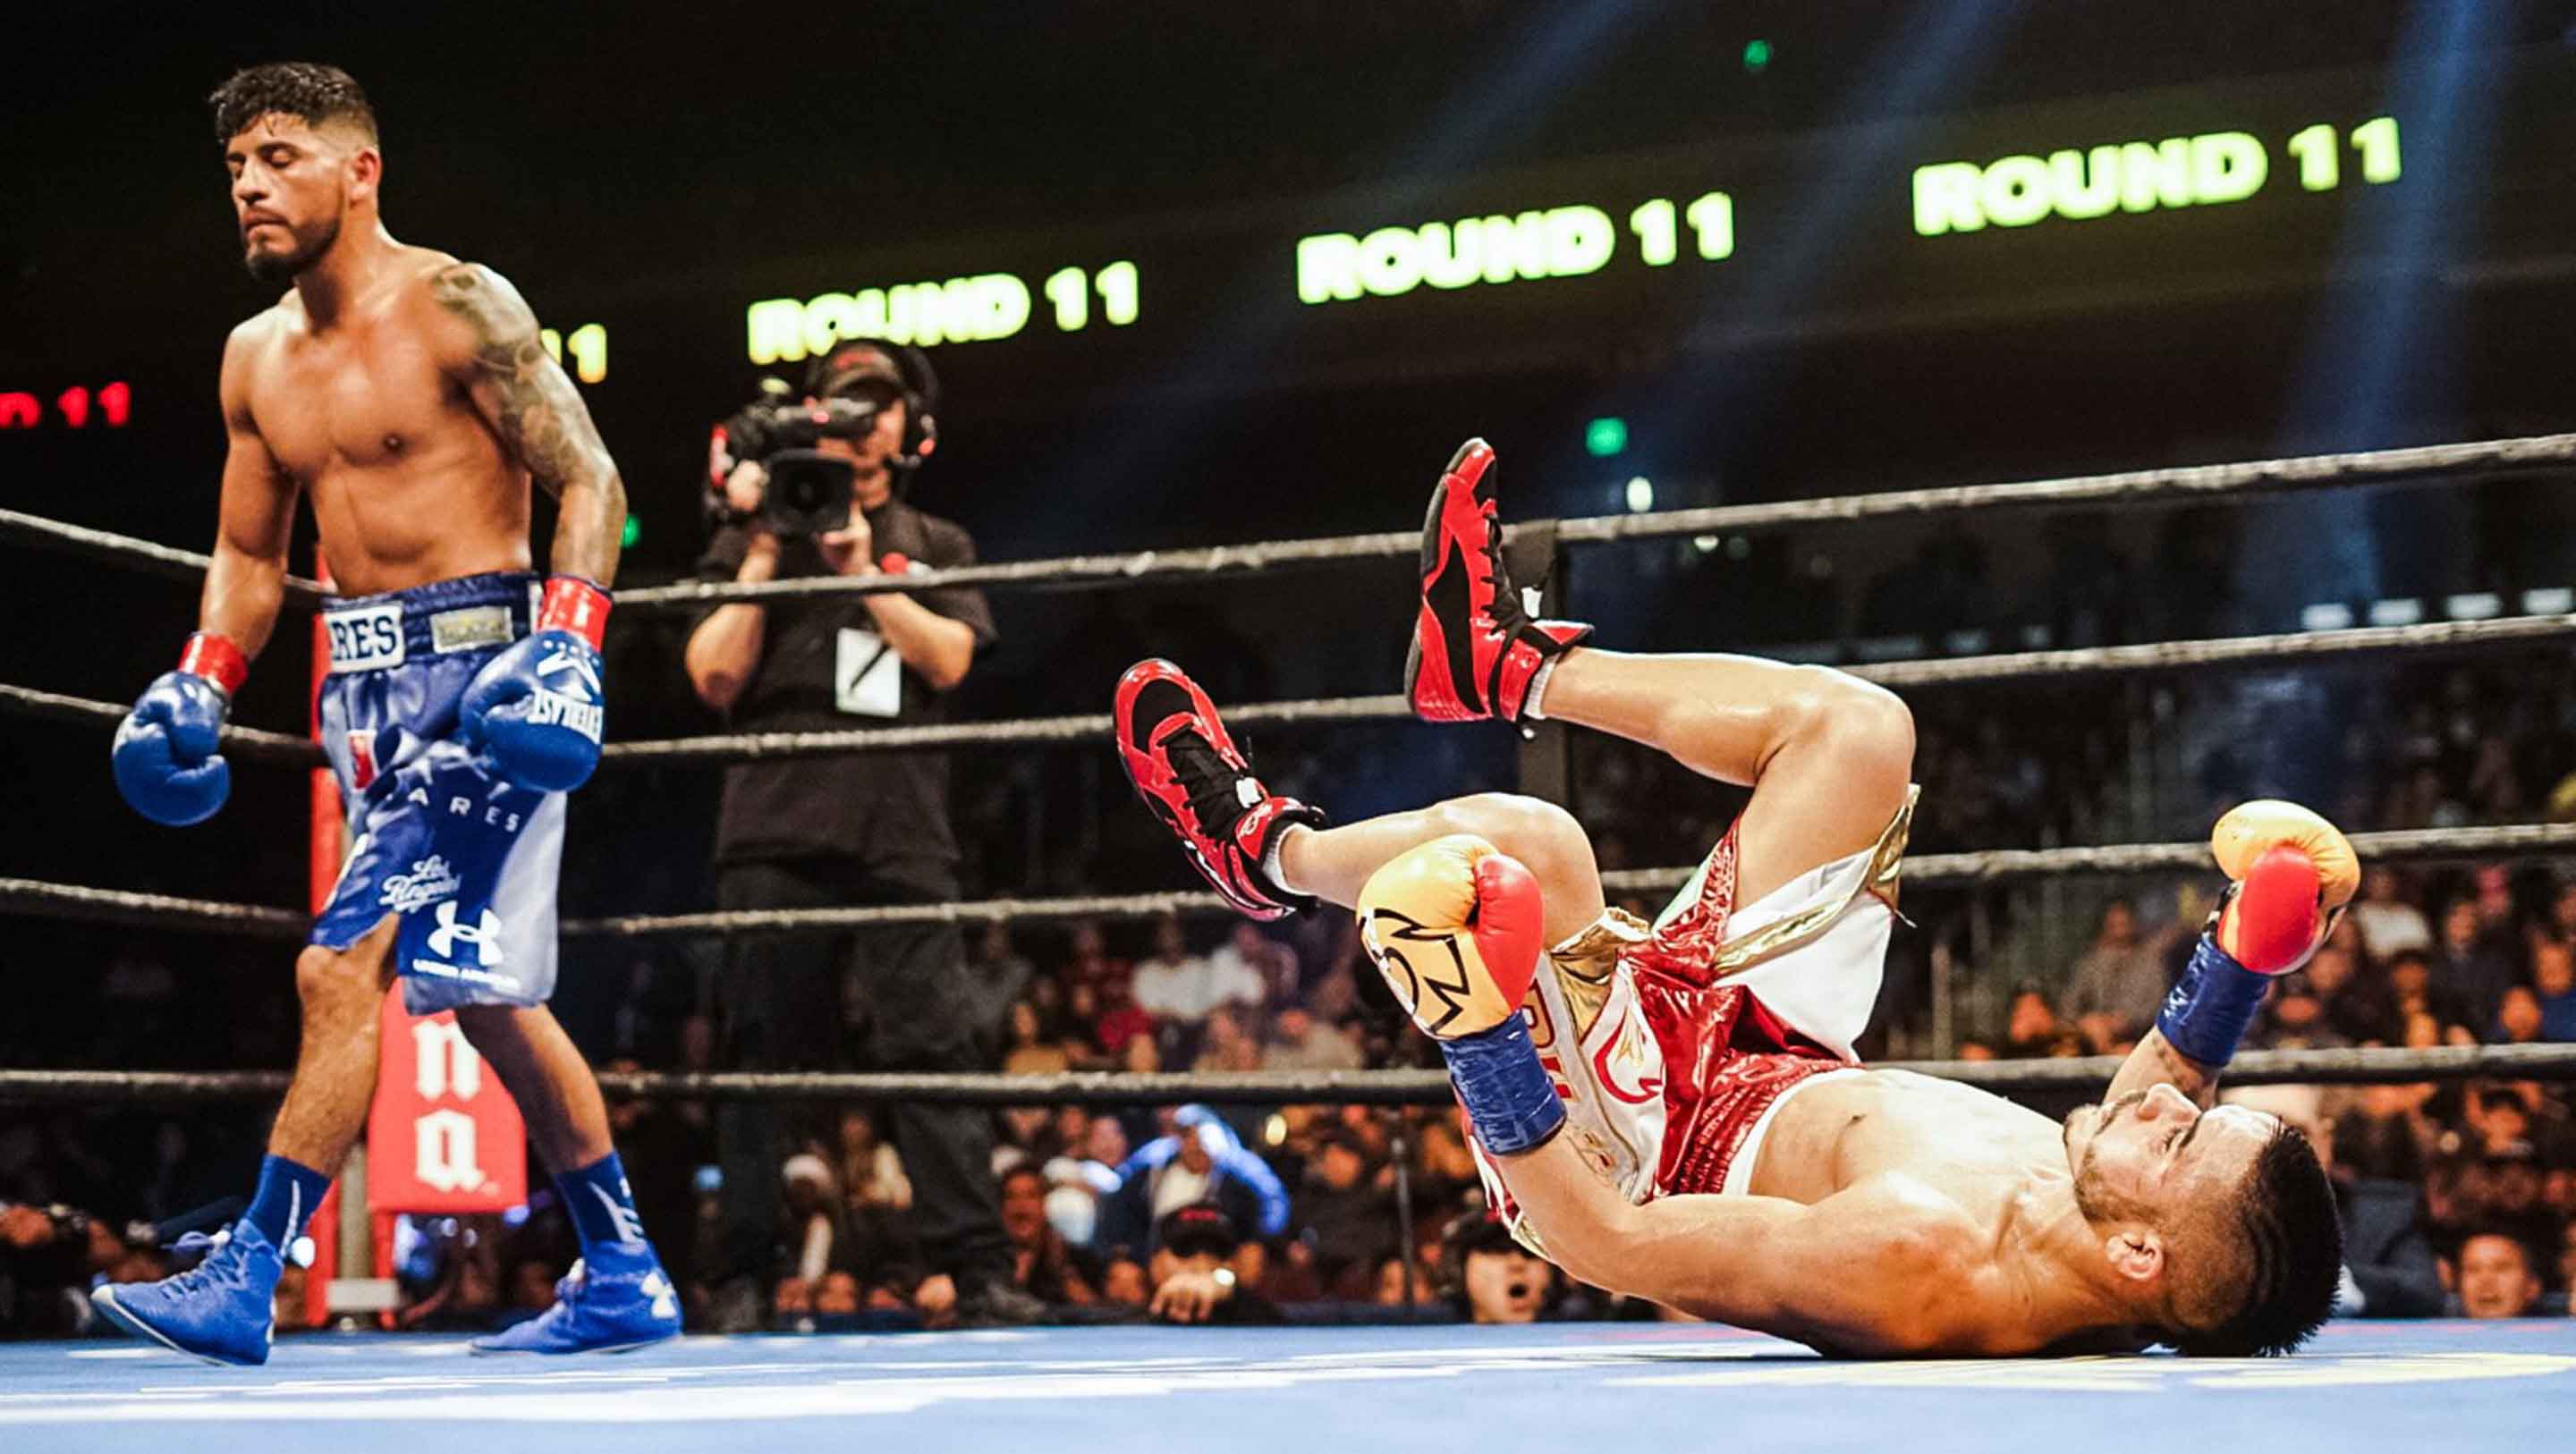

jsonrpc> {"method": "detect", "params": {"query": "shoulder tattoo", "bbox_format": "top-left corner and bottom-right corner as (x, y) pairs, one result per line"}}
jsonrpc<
(428, 263), (608, 495)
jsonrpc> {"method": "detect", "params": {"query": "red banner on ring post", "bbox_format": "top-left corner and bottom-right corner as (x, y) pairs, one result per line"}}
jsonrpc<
(366, 993), (529, 1215)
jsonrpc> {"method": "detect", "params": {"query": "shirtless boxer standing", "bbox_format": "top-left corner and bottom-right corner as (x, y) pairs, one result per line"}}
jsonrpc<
(1118, 438), (2348, 1356)
(93, 63), (679, 1362)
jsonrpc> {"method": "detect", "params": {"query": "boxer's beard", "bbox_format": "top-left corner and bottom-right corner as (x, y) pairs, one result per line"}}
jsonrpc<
(245, 214), (340, 284)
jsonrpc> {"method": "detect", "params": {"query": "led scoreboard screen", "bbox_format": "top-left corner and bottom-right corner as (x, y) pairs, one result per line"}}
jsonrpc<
(729, 52), (2570, 389)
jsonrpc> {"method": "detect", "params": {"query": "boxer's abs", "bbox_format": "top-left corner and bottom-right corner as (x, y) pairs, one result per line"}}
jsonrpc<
(1741, 1069), (2071, 1214)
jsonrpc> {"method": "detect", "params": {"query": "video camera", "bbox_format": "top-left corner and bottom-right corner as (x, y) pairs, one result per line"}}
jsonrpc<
(712, 380), (879, 537)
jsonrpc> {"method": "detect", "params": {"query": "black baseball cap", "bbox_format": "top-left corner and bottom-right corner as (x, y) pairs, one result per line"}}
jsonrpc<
(806, 342), (906, 402)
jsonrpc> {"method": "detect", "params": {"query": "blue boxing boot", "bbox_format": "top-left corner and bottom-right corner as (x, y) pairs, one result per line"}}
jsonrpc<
(470, 1241), (682, 1355)
(89, 1222), (284, 1366)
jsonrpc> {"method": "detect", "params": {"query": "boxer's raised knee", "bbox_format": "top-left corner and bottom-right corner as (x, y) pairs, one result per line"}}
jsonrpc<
(1427, 792), (1597, 903)
(1782, 670), (1913, 779)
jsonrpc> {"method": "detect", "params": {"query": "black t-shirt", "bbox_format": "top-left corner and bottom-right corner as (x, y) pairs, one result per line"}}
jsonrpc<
(694, 498), (996, 866)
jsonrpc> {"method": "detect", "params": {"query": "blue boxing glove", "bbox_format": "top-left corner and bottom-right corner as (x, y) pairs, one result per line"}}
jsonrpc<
(461, 576), (610, 792)
(111, 632), (250, 826)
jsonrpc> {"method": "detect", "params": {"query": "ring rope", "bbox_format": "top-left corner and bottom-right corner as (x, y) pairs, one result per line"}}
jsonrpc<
(0, 507), (330, 608)
(12, 613), (2544, 773)
(13, 440), (2548, 614)
(14, 823), (2576, 941)
(0, 683), (322, 765)
(614, 433), (2576, 610)
(4, 1043), (2571, 1108)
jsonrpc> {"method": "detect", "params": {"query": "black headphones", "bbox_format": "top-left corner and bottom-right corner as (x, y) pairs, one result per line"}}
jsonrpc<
(803, 340), (940, 473)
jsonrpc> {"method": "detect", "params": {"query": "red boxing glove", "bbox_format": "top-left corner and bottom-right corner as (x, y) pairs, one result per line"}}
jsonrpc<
(2215, 844), (2324, 974)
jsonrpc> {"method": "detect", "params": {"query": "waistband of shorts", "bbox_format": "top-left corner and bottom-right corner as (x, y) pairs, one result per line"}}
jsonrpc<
(322, 571), (538, 669)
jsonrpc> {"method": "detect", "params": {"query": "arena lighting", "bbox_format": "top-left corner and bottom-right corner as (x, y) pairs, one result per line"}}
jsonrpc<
(620, 515), (641, 549)
(1584, 416), (1629, 457)
(1625, 476), (1655, 512)
(2257, 0), (2511, 625)
(1741, 38), (1773, 74)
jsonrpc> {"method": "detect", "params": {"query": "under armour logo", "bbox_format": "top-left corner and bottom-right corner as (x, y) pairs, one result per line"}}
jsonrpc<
(427, 901), (507, 967)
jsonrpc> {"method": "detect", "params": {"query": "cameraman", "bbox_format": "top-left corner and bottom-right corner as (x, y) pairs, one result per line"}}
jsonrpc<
(683, 342), (1020, 1328)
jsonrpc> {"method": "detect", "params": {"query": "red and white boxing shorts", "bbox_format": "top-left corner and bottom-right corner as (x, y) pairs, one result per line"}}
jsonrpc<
(1472, 788), (1917, 1255)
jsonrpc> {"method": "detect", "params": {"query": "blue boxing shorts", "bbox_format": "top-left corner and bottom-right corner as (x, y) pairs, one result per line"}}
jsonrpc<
(308, 571), (566, 1015)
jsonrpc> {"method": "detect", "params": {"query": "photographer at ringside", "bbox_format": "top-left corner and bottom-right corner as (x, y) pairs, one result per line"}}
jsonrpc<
(682, 342), (1020, 1328)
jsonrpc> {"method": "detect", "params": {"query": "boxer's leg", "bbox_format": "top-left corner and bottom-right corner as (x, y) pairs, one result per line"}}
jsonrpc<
(1532, 648), (1912, 907)
(1276, 791), (1606, 944)
(453, 1005), (613, 1173)
(267, 913), (400, 1171)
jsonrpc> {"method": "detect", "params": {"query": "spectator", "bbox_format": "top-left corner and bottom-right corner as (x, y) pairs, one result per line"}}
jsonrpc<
(837, 1109), (912, 1213)
(1002, 1000), (1073, 1077)
(998, 1164), (1099, 1306)
(2258, 971), (2350, 1051)
(1294, 1131), (1391, 1296)
(2386, 950), (2470, 1032)
(2061, 900), (2180, 1052)
(782, 1154), (851, 1294)
(1206, 923), (1296, 1010)
(1093, 980), (1156, 1066)
(2533, 939), (2576, 1041)
(1099, 1107), (1291, 1258)
(1191, 1006), (1263, 1075)
(2453, 1230), (2542, 1319)
(1266, 1006), (1365, 1073)
(1099, 1251), (1149, 1306)
(2433, 895), (2518, 1036)
(972, 923), (1037, 1015)
(1148, 1205), (1282, 1325)
(1063, 920), (1131, 998)
(2498, 987), (2546, 1045)
(1444, 1213), (1555, 1324)
(1130, 916), (1214, 1028)
(2002, 984), (2074, 1058)
(2304, 943), (2397, 1044)
(2351, 866), (2434, 960)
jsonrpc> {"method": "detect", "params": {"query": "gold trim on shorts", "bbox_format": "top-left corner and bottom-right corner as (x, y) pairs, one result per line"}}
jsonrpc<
(1538, 786), (1917, 1043)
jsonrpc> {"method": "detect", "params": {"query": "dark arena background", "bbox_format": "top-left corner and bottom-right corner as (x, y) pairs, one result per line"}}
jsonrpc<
(4, 4), (2576, 1450)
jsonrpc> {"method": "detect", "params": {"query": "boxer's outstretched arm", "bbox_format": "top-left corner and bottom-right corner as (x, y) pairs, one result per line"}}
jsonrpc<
(2103, 1027), (2222, 1111)
(426, 263), (627, 587)
(200, 325), (301, 658)
(1497, 1135), (1988, 1355)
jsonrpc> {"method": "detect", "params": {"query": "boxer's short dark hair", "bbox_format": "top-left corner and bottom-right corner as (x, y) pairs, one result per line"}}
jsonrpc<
(210, 63), (377, 145)
(2174, 1125), (2343, 1357)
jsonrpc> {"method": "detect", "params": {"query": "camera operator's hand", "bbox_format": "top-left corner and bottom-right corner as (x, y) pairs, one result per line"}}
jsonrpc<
(723, 460), (768, 519)
(722, 461), (785, 579)
(817, 509), (877, 578)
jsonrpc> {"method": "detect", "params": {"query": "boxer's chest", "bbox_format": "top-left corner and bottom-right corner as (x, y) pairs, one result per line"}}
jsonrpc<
(253, 321), (470, 478)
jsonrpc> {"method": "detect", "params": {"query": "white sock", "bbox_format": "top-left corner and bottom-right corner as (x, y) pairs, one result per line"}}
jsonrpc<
(1522, 658), (1561, 721)
(1263, 824), (1313, 895)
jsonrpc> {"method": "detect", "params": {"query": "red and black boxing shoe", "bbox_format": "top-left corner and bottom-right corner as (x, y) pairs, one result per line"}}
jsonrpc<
(1405, 438), (1592, 725)
(1114, 658), (1326, 921)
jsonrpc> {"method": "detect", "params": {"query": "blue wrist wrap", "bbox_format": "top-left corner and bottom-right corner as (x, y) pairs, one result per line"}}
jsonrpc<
(1438, 1012), (1565, 1156)
(2155, 934), (2270, 1067)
